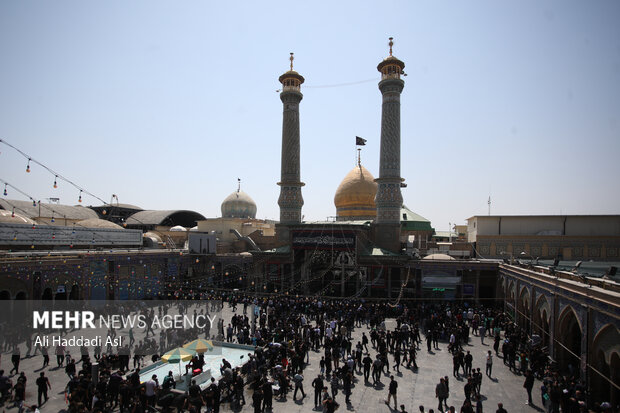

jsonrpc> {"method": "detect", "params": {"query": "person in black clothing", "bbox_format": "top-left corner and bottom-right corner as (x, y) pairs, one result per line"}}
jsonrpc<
(234, 373), (246, 407)
(0, 370), (11, 403)
(203, 377), (216, 412)
(130, 368), (141, 389)
(187, 379), (204, 411)
(108, 371), (122, 408)
(212, 379), (222, 413)
(41, 346), (49, 368)
(35, 372), (50, 406)
(312, 374), (324, 407)
(293, 373), (305, 400)
(496, 402), (508, 413)
(362, 332), (369, 352)
(119, 379), (131, 411)
(65, 359), (76, 380)
(394, 348), (401, 373)
(343, 371), (352, 405)
(10, 349), (20, 375)
(523, 369), (535, 406)
(363, 353), (372, 382)
(12, 379), (25, 408)
(453, 353), (460, 377)
(385, 375), (398, 410)
(493, 334), (501, 356)
(323, 395), (339, 413)
(464, 378), (473, 402)
(461, 399), (474, 413)
(252, 388), (263, 413)
(408, 345), (418, 369)
(261, 378), (272, 411)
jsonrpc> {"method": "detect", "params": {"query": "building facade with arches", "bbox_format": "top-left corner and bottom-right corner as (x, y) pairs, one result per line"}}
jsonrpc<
(499, 264), (620, 405)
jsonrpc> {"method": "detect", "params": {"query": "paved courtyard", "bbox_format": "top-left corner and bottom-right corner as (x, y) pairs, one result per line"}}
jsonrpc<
(1, 304), (542, 412)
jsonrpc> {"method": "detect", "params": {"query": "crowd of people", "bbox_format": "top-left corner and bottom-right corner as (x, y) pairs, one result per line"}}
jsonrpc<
(0, 293), (613, 413)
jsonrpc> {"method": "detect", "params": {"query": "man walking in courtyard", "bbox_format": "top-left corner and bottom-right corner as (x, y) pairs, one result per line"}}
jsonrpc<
(485, 350), (493, 377)
(312, 374), (323, 408)
(436, 377), (449, 412)
(35, 372), (50, 407)
(385, 375), (398, 410)
(523, 369), (535, 406)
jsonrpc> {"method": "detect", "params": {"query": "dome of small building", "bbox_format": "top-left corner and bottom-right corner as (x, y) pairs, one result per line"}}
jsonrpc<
(143, 232), (163, 243)
(334, 164), (377, 221)
(422, 253), (456, 261)
(78, 218), (123, 229)
(221, 190), (257, 219)
(169, 225), (187, 232)
(0, 209), (35, 225)
(143, 232), (163, 248)
(189, 226), (199, 232)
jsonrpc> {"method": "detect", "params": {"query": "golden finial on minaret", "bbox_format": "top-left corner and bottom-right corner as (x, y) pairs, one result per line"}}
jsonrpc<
(388, 37), (394, 56)
(279, 52), (304, 88)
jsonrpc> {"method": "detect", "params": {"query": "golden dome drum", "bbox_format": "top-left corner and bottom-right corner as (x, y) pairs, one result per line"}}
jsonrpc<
(334, 164), (377, 221)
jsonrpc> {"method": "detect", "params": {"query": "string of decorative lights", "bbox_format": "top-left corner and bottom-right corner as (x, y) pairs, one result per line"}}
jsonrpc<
(387, 266), (411, 307)
(0, 138), (108, 206)
(0, 139), (180, 249)
(0, 181), (136, 248)
(0, 178), (39, 207)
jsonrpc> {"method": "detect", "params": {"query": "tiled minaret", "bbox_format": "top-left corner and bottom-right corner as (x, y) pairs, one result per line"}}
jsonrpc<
(374, 37), (405, 252)
(277, 53), (305, 224)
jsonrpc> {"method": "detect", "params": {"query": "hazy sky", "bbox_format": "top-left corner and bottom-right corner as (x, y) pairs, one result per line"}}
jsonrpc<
(1, 1), (619, 230)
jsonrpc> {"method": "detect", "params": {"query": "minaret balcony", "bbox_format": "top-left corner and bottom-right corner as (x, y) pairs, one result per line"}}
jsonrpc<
(282, 85), (301, 92)
(381, 72), (401, 80)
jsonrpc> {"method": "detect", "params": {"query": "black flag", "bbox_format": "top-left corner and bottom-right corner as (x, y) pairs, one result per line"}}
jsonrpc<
(356, 136), (366, 146)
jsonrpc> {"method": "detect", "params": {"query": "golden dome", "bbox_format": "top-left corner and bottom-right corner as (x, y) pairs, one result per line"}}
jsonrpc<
(334, 164), (377, 220)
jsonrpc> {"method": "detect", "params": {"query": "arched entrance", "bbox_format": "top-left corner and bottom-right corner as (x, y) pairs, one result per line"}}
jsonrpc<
(42, 288), (53, 301)
(533, 295), (551, 350)
(55, 288), (67, 301)
(13, 291), (29, 323)
(518, 286), (531, 332)
(555, 306), (582, 378)
(590, 325), (620, 405)
(506, 280), (517, 321)
(69, 284), (80, 300)
(610, 353), (620, 407)
(0, 290), (10, 324)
